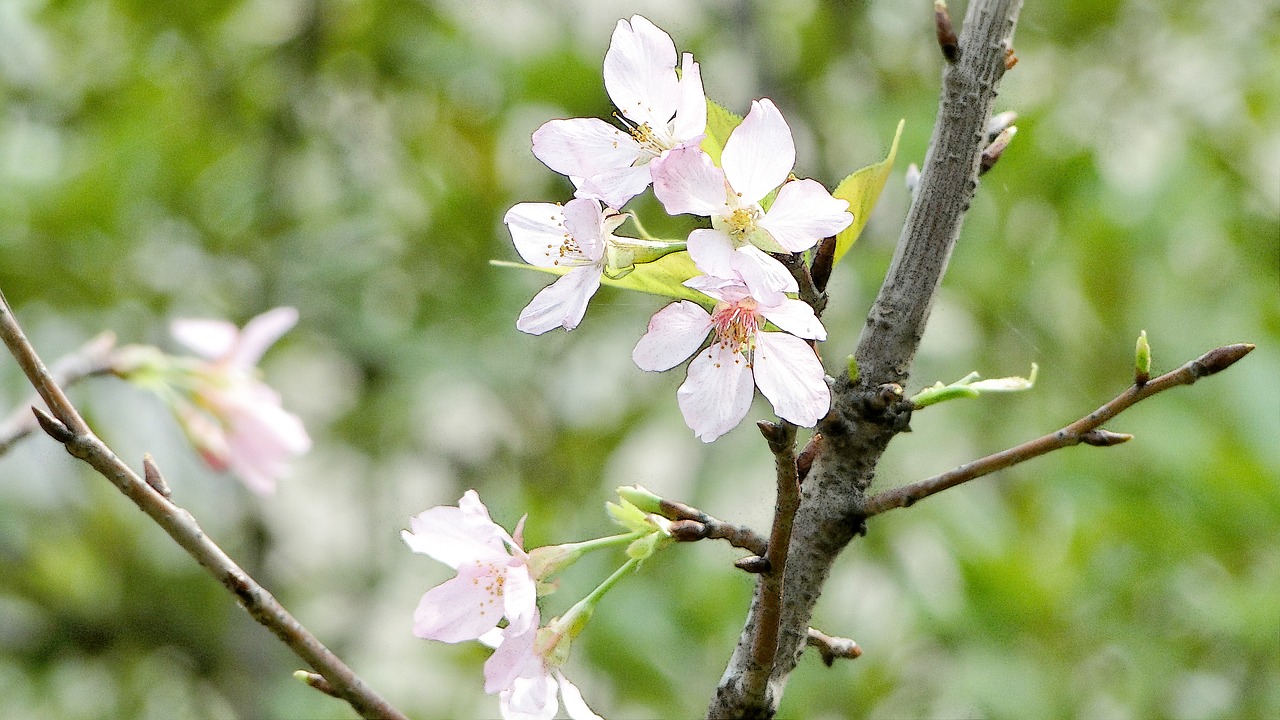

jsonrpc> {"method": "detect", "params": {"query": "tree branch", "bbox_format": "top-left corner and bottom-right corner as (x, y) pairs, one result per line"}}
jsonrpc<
(863, 343), (1255, 515)
(0, 293), (408, 720)
(707, 2), (1023, 717)
(0, 330), (118, 457)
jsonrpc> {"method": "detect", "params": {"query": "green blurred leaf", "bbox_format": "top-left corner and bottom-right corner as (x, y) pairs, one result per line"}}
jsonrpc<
(700, 99), (743, 167)
(831, 119), (904, 265)
(491, 252), (712, 308)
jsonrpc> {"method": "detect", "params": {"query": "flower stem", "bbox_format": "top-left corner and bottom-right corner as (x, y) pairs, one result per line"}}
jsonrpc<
(559, 531), (643, 555)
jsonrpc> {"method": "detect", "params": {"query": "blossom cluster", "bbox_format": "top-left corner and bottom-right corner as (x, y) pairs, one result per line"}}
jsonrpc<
(506, 15), (852, 442)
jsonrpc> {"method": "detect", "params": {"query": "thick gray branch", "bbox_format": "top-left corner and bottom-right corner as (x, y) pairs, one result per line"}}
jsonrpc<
(707, 1), (1022, 717)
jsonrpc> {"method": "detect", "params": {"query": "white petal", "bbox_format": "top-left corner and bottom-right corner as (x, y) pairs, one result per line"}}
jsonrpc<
(556, 671), (604, 720)
(516, 267), (602, 335)
(501, 564), (539, 636)
(573, 163), (653, 209)
(171, 318), (238, 360)
(484, 618), (543, 694)
(752, 331), (830, 428)
(561, 198), (606, 262)
(410, 566), (504, 643)
(651, 146), (727, 217)
(731, 245), (797, 306)
(758, 178), (853, 252)
(677, 343), (756, 442)
(229, 307), (299, 368)
(683, 272), (745, 304)
(720, 99), (795, 204)
(671, 53), (707, 141)
(505, 203), (569, 268)
(603, 15), (679, 128)
(760, 297), (827, 341)
(402, 493), (509, 569)
(633, 301), (711, 372)
(686, 229), (736, 279)
(532, 118), (641, 180)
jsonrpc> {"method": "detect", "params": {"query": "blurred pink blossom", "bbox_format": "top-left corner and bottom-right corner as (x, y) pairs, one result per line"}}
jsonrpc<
(168, 307), (310, 494)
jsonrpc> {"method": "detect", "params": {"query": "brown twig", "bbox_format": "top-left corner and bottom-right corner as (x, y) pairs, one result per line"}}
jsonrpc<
(0, 294), (408, 720)
(0, 331), (118, 456)
(658, 497), (769, 557)
(862, 343), (1255, 516)
(742, 420), (801, 701)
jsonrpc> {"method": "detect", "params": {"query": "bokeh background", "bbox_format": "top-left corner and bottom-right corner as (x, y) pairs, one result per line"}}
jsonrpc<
(1, 0), (1277, 718)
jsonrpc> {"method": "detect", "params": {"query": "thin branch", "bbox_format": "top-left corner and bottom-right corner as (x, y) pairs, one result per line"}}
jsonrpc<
(863, 343), (1255, 516)
(743, 420), (800, 701)
(0, 295), (408, 720)
(0, 331), (117, 457)
(659, 497), (769, 557)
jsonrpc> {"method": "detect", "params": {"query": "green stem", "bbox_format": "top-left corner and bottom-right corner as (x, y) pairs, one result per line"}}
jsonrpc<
(558, 531), (644, 555)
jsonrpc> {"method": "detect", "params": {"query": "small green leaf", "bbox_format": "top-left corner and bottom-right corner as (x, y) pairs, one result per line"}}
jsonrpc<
(701, 99), (743, 167)
(831, 119), (905, 265)
(491, 251), (713, 308)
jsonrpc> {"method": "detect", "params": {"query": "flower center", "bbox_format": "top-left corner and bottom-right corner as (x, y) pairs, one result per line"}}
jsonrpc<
(545, 231), (589, 267)
(710, 297), (761, 355)
(615, 113), (668, 161)
(725, 205), (761, 244)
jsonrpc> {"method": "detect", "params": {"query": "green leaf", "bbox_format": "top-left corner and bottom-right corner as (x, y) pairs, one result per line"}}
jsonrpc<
(491, 251), (713, 308)
(700, 99), (743, 167)
(831, 119), (905, 265)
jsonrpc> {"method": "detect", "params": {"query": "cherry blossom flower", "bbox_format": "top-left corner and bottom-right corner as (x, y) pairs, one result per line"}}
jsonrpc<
(167, 307), (310, 495)
(483, 610), (601, 720)
(633, 273), (830, 442)
(506, 197), (625, 334)
(401, 490), (538, 643)
(532, 15), (706, 208)
(651, 98), (852, 302)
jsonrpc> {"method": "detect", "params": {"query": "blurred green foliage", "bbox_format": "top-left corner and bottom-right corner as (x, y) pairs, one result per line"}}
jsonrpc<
(1, 0), (1277, 718)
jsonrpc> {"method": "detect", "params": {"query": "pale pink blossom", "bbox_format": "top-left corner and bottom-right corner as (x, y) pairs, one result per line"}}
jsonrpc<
(505, 197), (630, 334)
(633, 274), (830, 442)
(532, 15), (706, 208)
(483, 610), (601, 720)
(169, 307), (310, 494)
(651, 98), (852, 302)
(401, 490), (538, 643)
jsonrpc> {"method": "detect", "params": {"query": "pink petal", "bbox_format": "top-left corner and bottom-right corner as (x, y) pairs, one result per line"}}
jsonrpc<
(752, 331), (831, 428)
(501, 672), (559, 720)
(671, 53), (707, 141)
(484, 617), (543, 694)
(221, 386), (310, 494)
(532, 118), (640, 181)
(685, 228), (736, 279)
(759, 297), (827, 341)
(411, 565), (507, 643)
(758, 179), (853, 252)
(505, 203), (569, 268)
(603, 15), (679, 128)
(228, 307), (298, 369)
(731, 246), (797, 306)
(556, 671), (603, 720)
(651, 146), (727, 217)
(402, 492), (510, 569)
(683, 273), (745, 304)
(561, 198), (606, 262)
(516, 266), (603, 335)
(720, 99), (795, 205)
(677, 342), (756, 442)
(632, 301), (711, 372)
(171, 318), (238, 360)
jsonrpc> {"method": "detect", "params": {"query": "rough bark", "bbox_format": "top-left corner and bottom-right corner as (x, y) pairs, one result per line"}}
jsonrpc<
(707, 1), (1023, 716)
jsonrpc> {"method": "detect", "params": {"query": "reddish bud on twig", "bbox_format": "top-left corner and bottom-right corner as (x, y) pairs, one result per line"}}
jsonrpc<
(31, 406), (75, 443)
(668, 519), (709, 542)
(810, 236), (837, 294)
(735, 555), (771, 574)
(934, 0), (960, 63)
(797, 433), (823, 483)
(986, 111), (1018, 142)
(1005, 46), (1019, 70)
(1191, 343), (1255, 378)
